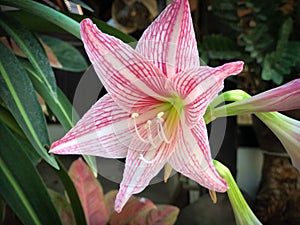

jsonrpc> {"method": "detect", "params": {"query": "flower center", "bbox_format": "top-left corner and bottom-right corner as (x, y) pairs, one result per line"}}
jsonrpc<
(131, 94), (184, 146)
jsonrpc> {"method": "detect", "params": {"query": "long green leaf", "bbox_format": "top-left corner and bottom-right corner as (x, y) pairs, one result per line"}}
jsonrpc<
(22, 59), (97, 176)
(0, 105), (25, 138)
(0, 12), (57, 97)
(0, 0), (81, 39)
(1, 10), (136, 43)
(0, 41), (58, 168)
(0, 122), (62, 225)
(40, 35), (88, 72)
(0, 105), (41, 165)
(22, 59), (76, 131)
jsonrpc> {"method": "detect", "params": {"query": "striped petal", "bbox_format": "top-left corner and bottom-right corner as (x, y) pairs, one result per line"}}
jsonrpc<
(172, 61), (244, 126)
(257, 112), (300, 171)
(50, 94), (131, 158)
(114, 131), (178, 212)
(224, 78), (300, 115)
(80, 19), (169, 112)
(168, 119), (228, 192)
(135, 0), (199, 76)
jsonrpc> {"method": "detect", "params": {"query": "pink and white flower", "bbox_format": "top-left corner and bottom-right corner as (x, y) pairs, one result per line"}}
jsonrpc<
(50, 0), (243, 212)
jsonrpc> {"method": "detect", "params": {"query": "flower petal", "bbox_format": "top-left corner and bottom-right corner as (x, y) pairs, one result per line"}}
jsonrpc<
(114, 133), (178, 212)
(168, 119), (228, 192)
(223, 78), (300, 115)
(50, 94), (131, 158)
(256, 112), (300, 171)
(80, 19), (169, 112)
(172, 61), (244, 126)
(135, 0), (199, 76)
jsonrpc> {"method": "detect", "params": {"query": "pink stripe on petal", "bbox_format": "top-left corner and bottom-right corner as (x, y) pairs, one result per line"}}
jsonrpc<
(168, 120), (228, 192)
(50, 94), (131, 158)
(80, 19), (169, 112)
(114, 131), (178, 212)
(136, 0), (199, 76)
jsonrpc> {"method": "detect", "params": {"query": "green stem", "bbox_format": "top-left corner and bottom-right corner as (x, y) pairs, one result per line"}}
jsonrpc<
(213, 160), (262, 225)
(204, 90), (252, 124)
(0, 0), (81, 39)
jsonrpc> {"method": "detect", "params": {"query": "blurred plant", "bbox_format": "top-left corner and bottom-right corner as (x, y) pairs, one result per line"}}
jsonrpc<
(53, 158), (179, 225)
(200, 0), (300, 93)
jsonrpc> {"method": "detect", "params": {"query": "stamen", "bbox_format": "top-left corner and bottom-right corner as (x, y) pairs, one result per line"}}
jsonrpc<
(131, 113), (148, 143)
(131, 114), (156, 147)
(164, 163), (173, 183)
(156, 112), (171, 144)
(145, 120), (156, 147)
(209, 190), (217, 204)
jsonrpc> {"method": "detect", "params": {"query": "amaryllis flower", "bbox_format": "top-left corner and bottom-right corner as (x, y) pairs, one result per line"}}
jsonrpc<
(206, 79), (300, 171)
(210, 78), (300, 118)
(50, 0), (243, 212)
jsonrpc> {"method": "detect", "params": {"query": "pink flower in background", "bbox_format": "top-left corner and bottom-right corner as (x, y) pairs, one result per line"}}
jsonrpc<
(50, 0), (243, 212)
(208, 78), (300, 171)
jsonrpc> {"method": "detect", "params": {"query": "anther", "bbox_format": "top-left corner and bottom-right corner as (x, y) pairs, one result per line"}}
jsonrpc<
(144, 120), (152, 129)
(209, 190), (217, 204)
(131, 113), (139, 118)
(131, 114), (156, 147)
(157, 112), (164, 120)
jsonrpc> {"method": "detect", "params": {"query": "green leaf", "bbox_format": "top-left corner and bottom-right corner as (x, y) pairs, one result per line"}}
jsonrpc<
(55, 159), (88, 225)
(0, 12), (57, 97)
(0, 122), (62, 225)
(262, 42), (300, 85)
(22, 59), (97, 177)
(0, 0), (81, 39)
(276, 18), (293, 53)
(1, 8), (136, 43)
(0, 104), (41, 165)
(40, 35), (88, 72)
(68, 0), (94, 12)
(21, 59), (75, 131)
(200, 34), (241, 60)
(0, 104), (25, 138)
(0, 41), (58, 168)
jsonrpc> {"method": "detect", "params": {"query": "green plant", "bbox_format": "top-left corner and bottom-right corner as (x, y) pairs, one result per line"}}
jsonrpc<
(0, 0), (138, 224)
(200, 0), (300, 92)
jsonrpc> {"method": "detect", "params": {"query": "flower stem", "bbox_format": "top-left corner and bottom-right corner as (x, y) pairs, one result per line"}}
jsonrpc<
(213, 160), (262, 225)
